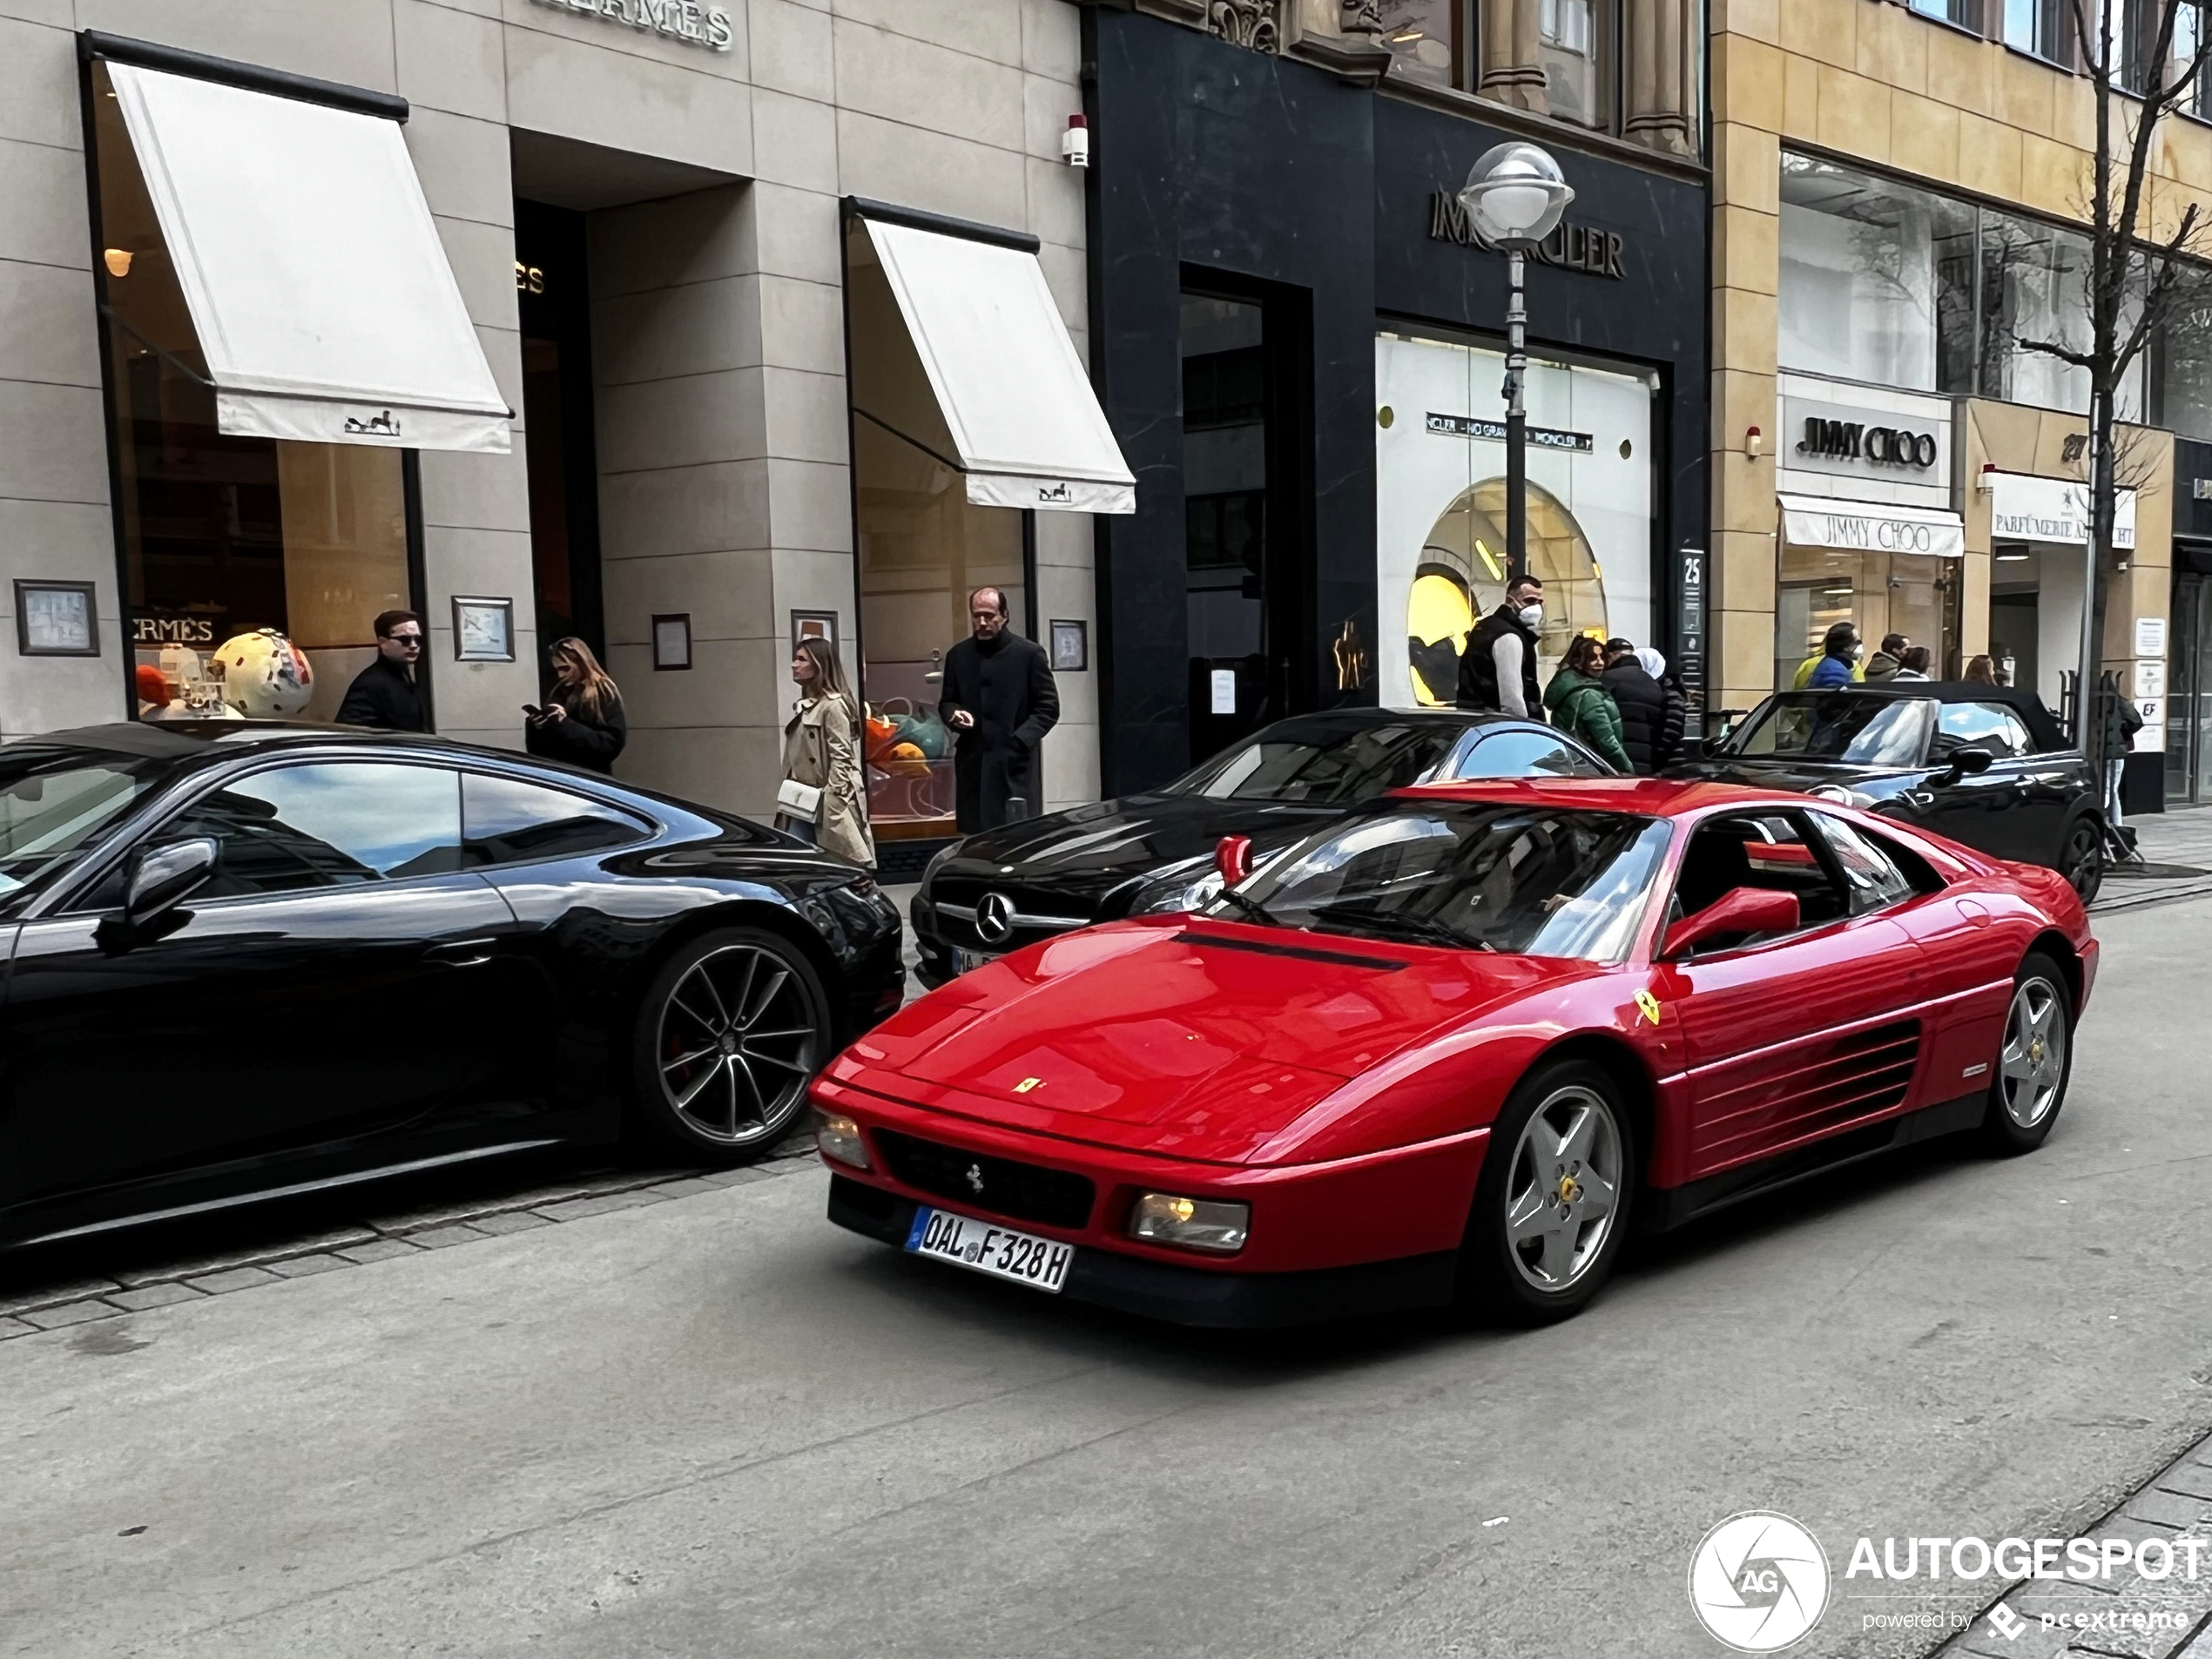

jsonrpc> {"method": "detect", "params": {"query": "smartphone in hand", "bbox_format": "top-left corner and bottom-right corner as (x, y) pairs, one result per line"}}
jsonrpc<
(522, 704), (544, 718)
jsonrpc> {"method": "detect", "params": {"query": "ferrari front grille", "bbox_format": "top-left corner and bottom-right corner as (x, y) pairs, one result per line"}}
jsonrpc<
(874, 1130), (1096, 1230)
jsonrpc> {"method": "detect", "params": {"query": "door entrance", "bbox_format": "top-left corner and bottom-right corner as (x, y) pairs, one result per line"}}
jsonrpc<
(516, 199), (604, 675)
(2169, 570), (2212, 804)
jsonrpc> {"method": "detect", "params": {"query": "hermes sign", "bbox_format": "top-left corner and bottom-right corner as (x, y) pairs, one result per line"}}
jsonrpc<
(529, 0), (734, 51)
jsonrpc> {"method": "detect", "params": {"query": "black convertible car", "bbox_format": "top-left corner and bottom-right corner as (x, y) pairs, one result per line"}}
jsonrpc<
(912, 707), (1610, 986)
(1668, 682), (2105, 901)
(0, 723), (904, 1248)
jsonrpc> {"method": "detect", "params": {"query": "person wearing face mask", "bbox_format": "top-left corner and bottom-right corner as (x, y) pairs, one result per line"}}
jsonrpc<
(1457, 576), (1546, 719)
(1800, 622), (1864, 689)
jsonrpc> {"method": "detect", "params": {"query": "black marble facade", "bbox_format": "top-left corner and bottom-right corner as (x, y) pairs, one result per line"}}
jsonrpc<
(1082, 7), (1710, 797)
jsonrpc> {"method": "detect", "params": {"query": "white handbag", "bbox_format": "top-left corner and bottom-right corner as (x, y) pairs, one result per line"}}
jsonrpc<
(776, 777), (822, 819)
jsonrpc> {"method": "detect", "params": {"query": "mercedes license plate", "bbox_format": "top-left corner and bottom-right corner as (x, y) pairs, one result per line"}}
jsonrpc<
(903, 1205), (1073, 1294)
(953, 948), (997, 974)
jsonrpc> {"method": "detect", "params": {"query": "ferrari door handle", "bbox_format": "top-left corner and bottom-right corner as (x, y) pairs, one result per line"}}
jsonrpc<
(425, 938), (497, 968)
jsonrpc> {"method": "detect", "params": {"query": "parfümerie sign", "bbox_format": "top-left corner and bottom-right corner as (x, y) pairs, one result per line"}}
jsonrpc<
(530, 0), (734, 51)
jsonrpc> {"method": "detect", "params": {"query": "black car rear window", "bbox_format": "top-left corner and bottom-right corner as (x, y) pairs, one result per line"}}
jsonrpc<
(1165, 719), (1460, 803)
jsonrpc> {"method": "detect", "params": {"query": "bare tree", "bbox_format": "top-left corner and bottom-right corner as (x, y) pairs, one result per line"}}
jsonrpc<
(2008, 0), (2212, 773)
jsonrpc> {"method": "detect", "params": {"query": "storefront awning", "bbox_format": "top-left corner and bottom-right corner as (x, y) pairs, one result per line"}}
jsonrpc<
(861, 217), (1134, 514)
(106, 64), (510, 453)
(1780, 495), (1966, 558)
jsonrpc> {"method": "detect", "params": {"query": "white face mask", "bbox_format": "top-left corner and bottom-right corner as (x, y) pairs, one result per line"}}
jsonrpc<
(1516, 604), (1543, 628)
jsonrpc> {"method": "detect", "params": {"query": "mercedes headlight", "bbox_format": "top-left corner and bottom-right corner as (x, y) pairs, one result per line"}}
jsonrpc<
(1126, 859), (1224, 916)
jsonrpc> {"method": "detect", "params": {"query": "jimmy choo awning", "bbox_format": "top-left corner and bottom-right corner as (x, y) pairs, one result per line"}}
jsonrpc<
(106, 63), (510, 453)
(860, 213), (1134, 514)
(1780, 495), (1966, 558)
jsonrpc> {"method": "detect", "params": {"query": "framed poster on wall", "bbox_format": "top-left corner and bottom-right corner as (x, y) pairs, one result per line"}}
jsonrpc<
(16, 581), (99, 657)
(791, 610), (839, 656)
(451, 597), (515, 662)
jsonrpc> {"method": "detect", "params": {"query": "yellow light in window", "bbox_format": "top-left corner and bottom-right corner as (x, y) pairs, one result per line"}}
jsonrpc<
(1474, 539), (1504, 582)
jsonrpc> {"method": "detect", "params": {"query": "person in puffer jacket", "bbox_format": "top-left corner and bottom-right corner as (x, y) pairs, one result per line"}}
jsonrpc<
(1543, 635), (1633, 772)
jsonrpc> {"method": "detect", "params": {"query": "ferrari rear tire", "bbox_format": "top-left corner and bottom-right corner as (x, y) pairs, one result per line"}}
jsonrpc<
(1460, 1059), (1636, 1325)
(2060, 817), (2103, 907)
(1980, 952), (2074, 1156)
(630, 927), (833, 1165)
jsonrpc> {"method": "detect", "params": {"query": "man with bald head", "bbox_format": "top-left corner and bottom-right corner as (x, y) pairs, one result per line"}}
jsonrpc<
(939, 586), (1059, 833)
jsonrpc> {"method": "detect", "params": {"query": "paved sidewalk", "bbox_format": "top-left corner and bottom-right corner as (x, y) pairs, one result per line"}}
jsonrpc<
(2095, 807), (2212, 914)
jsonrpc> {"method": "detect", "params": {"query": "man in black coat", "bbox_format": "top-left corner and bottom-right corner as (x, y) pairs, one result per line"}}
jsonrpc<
(334, 609), (428, 732)
(940, 587), (1059, 833)
(1601, 637), (1668, 773)
(1457, 575), (1545, 718)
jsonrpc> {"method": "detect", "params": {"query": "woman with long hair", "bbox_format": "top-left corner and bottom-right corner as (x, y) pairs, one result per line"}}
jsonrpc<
(525, 636), (627, 774)
(1541, 634), (1633, 772)
(779, 635), (872, 865)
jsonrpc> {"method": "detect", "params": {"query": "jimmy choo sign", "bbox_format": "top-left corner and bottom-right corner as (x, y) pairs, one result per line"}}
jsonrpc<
(529, 0), (734, 51)
(1782, 395), (1949, 488)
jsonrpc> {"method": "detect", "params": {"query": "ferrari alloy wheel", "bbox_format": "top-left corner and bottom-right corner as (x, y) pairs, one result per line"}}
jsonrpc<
(1982, 953), (2074, 1156)
(632, 928), (831, 1163)
(1462, 1060), (1636, 1325)
(2061, 818), (2103, 907)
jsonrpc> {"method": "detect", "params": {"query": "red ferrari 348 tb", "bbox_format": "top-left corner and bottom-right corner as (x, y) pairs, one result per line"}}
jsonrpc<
(813, 779), (2094, 1326)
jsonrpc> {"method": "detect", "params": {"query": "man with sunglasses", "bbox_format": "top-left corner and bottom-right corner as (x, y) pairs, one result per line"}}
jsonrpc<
(334, 609), (428, 732)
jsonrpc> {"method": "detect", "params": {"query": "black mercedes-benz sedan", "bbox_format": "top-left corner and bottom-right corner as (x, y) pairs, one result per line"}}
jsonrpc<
(1667, 683), (2105, 901)
(911, 707), (1611, 987)
(0, 722), (904, 1249)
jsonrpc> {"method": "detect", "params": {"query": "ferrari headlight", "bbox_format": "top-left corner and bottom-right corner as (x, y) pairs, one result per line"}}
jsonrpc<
(814, 1110), (872, 1170)
(1130, 1191), (1249, 1254)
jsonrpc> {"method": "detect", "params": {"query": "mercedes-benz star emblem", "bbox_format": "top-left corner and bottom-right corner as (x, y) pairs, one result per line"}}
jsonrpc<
(965, 1163), (987, 1195)
(974, 891), (1015, 946)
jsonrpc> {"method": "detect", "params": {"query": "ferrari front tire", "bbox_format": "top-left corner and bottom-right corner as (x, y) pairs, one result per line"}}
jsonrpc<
(1460, 1059), (1636, 1325)
(1980, 952), (2074, 1156)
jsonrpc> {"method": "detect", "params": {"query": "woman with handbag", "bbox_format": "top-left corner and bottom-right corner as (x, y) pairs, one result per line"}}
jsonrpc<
(778, 637), (873, 865)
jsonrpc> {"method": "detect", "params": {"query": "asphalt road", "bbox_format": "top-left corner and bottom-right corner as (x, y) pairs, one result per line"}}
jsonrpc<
(5, 894), (2212, 1659)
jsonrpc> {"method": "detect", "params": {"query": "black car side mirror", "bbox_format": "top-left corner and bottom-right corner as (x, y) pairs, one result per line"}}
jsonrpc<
(1933, 745), (1994, 786)
(122, 837), (220, 930)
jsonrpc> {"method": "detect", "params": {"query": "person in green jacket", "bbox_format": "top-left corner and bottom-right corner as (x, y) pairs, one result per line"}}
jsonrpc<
(1543, 634), (1635, 772)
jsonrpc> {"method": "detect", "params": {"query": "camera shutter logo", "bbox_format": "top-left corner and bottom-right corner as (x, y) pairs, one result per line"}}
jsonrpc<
(974, 892), (1016, 946)
(1688, 1511), (1831, 1652)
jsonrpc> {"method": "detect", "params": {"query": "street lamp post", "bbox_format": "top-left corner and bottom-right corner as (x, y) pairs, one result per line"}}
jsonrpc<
(1457, 144), (1574, 586)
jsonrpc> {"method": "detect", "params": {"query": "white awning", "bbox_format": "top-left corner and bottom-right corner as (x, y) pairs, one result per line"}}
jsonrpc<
(107, 64), (510, 454)
(862, 218), (1133, 514)
(1780, 494), (1966, 558)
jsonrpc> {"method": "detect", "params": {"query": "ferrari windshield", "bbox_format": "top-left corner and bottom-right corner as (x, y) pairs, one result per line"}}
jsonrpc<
(1724, 692), (1934, 767)
(0, 745), (168, 894)
(1215, 804), (1671, 961)
(1164, 716), (1458, 804)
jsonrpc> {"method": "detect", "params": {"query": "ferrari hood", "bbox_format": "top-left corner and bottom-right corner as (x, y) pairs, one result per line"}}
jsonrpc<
(869, 919), (1573, 1163)
(1665, 756), (1914, 792)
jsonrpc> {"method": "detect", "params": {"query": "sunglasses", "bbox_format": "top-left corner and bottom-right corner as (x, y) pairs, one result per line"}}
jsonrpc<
(388, 633), (423, 647)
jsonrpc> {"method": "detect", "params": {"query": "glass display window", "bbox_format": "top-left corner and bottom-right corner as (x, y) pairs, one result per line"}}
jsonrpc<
(845, 220), (1027, 841)
(89, 62), (417, 725)
(1776, 544), (1959, 689)
(1376, 328), (1656, 711)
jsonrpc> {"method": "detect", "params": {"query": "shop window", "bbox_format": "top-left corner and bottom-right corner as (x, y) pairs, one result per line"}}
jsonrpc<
(1538, 0), (1614, 130)
(1777, 156), (1976, 395)
(1777, 549), (1959, 689)
(1377, 0), (1463, 85)
(2155, 283), (2212, 440)
(845, 221), (1027, 843)
(1907, 0), (1979, 29)
(2170, 0), (2212, 114)
(89, 63), (415, 725)
(1184, 294), (1271, 763)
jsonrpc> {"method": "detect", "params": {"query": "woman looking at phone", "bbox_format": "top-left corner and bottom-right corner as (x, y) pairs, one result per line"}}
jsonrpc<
(524, 637), (628, 774)
(779, 637), (872, 865)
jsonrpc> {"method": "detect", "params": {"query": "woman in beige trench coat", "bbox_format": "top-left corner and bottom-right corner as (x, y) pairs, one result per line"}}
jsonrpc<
(779, 637), (873, 866)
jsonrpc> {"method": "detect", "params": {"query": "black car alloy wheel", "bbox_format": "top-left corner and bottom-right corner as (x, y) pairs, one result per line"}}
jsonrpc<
(635, 927), (831, 1161)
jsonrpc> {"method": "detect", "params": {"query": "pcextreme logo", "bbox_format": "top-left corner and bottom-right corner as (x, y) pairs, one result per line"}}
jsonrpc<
(1688, 1511), (1831, 1652)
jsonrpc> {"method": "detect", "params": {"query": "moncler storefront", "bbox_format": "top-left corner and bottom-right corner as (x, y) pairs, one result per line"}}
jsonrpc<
(1, 10), (1119, 845)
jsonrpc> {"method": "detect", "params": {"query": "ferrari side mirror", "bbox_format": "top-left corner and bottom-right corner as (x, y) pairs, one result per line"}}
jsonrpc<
(1215, 834), (1252, 887)
(1661, 886), (1800, 960)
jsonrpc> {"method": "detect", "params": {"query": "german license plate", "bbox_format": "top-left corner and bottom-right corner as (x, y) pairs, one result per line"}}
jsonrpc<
(953, 948), (996, 974)
(903, 1205), (1073, 1294)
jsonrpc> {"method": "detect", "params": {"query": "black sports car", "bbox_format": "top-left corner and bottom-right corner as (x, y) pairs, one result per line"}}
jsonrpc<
(912, 707), (1611, 987)
(1667, 683), (2105, 901)
(0, 722), (904, 1249)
